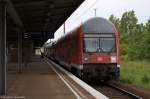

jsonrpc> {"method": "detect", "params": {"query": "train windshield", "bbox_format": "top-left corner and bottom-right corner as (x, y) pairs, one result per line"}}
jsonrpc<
(83, 37), (116, 53)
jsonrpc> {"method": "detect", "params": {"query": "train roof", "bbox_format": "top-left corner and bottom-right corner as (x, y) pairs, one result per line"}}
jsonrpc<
(82, 17), (117, 33)
(46, 17), (117, 48)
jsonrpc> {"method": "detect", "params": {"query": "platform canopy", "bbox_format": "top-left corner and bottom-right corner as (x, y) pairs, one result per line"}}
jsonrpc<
(6, 0), (84, 46)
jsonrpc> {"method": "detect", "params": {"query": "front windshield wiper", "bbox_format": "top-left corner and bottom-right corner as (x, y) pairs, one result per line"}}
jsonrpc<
(108, 44), (115, 54)
(98, 47), (103, 53)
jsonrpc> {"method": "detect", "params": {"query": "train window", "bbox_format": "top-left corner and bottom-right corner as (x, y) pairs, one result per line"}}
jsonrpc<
(83, 36), (116, 53)
(100, 38), (116, 53)
(83, 38), (99, 52)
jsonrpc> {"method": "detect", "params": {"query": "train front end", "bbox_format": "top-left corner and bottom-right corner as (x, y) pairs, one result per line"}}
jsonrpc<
(82, 17), (120, 81)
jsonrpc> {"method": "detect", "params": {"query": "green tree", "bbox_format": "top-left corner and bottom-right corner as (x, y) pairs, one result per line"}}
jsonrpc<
(109, 14), (120, 31)
(120, 10), (138, 35)
(142, 20), (150, 60)
(109, 11), (150, 61)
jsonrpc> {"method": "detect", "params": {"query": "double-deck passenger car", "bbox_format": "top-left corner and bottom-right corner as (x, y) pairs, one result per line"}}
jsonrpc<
(45, 17), (120, 81)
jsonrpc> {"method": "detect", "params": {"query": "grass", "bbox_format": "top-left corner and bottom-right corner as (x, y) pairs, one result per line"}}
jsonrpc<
(120, 60), (150, 90)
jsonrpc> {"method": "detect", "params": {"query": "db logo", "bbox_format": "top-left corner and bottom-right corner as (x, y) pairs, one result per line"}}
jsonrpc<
(97, 57), (102, 61)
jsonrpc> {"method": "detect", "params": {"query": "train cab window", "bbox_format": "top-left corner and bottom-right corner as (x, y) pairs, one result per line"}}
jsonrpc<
(83, 34), (116, 53)
(100, 38), (116, 53)
(83, 38), (99, 52)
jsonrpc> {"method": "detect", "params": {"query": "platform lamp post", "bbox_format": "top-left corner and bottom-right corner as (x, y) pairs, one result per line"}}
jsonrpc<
(0, 0), (7, 95)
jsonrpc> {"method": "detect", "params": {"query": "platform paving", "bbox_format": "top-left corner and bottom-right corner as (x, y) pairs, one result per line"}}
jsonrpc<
(6, 56), (77, 99)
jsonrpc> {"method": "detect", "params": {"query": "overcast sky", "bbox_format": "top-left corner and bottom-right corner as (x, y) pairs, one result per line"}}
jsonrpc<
(48, 0), (150, 42)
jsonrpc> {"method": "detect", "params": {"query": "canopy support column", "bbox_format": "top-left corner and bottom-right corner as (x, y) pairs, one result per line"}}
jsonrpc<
(0, 0), (7, 95)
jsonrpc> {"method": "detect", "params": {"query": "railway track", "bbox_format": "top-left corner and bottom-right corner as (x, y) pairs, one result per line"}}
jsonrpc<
(46, 58), (146, 99)
(92, 82), (142, 99)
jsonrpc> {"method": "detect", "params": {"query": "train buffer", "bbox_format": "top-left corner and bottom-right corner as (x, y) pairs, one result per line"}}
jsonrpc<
(5, 55), (108, 99)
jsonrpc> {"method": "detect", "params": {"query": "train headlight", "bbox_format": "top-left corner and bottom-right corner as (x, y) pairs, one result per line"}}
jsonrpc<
(111, 56), (116, 63)
(84, 57), (88, 61)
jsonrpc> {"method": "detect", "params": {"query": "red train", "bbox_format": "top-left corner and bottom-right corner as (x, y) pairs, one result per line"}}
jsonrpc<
(45, 17), (120, 81)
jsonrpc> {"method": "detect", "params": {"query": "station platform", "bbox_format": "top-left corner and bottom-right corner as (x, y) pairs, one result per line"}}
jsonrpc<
(6, 56), (108, 99)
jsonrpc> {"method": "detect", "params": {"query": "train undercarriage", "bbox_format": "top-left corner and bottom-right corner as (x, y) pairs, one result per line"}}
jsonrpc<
(72, 63), (120, 82)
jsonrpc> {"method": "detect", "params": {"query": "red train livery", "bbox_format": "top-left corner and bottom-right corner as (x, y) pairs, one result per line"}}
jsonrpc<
(45, 17), (120, 81)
